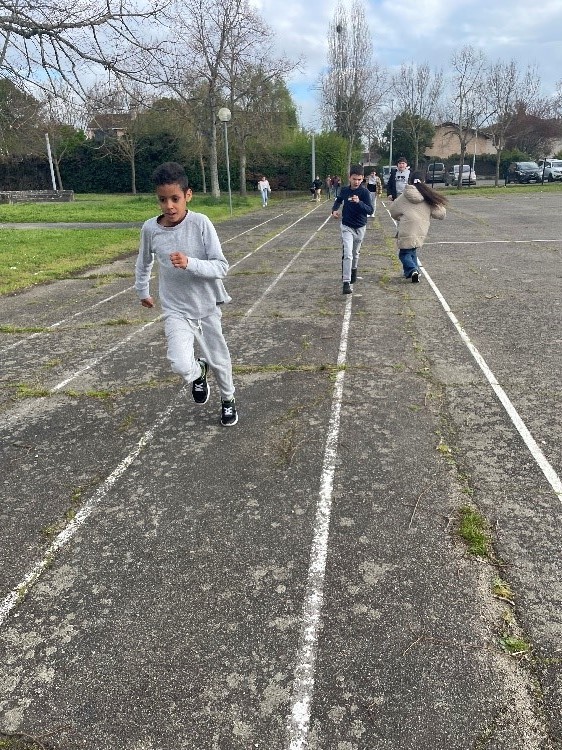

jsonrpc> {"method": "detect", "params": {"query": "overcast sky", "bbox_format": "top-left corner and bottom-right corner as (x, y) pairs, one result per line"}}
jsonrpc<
(249, 0), (562, 129)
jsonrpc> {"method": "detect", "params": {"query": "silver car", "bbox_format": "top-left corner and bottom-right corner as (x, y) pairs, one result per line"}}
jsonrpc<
(445, 164), (476, 186)
(537, 159), (562, 182)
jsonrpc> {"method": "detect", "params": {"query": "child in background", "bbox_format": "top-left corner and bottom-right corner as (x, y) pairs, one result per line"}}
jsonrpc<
(366, 169), (383, 215)
(257, 176), (271, 207)
(134, 161), (238, 426)
(389, 171), (447, 283)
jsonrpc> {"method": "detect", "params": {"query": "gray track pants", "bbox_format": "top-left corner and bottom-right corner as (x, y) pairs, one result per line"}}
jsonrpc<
(164, 309), (235, 400)
(341, 224), (366, 282)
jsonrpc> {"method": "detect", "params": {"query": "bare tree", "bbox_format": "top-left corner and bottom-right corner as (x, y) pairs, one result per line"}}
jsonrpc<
(0, 1), (164, 95)
(156, 0), (290, 199)
(321, 0), (387, 173)
(392, 62), (443, 168)
(484, 61), (541, 185)
(226, 67), (297, 196)
(41, 84), (85, 189)
(0, 78), (44, 158)
(444, 46), (489, 188)
(85, 82), (153, 194)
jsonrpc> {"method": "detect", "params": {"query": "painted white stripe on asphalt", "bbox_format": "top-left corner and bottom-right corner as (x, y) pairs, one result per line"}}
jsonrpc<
(425, 238), (559, 245)
(222, 213), (285, 243)
(286, 294), (353, 750)
(243, 214), (332, 318)
(230, 204), (326, 270)
(420, 262), (562, 501)
(50, 317), (162, 392)
(0, 210), (334, 626)
(0, 387), (187, 628)
(383, 203), (562, 501)
(0, 286), (135, 355)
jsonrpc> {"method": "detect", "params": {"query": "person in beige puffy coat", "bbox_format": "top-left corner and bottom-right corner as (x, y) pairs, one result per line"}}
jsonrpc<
(389, 172), (447, 282)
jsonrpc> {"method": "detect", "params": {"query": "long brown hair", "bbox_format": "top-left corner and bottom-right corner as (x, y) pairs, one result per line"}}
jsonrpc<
(409, 171), (448, 208)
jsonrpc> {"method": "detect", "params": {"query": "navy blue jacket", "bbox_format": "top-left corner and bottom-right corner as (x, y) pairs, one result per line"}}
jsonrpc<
(331, 186), (372, 228)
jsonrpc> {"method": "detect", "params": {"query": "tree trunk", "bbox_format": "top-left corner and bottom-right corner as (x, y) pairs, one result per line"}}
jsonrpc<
(199, 152), (207, 193)
(54, 158), (63, 190)
(239, 148), (247, 197)
(346, 136), (354, 177)
(131, 156), (137, 195)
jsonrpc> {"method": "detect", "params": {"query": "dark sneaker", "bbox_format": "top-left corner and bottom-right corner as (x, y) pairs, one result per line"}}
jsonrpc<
(350, 268), (358, 284)
(221, 398), (238, 426)
(342, 282), (352, 294)
(411, 271), (419, 283)
(192, 359), (210, 404)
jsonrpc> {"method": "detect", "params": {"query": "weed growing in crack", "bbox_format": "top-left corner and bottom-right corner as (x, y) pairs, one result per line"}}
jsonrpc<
(458, 505), (491, 557)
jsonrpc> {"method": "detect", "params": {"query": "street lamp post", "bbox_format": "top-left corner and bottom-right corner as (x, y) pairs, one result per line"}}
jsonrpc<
(389, 101), (394, 168)
(217, 107), (233, 216)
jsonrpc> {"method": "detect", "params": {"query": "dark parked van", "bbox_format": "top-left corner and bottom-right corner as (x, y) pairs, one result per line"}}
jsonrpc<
(425, 162), (446, 183)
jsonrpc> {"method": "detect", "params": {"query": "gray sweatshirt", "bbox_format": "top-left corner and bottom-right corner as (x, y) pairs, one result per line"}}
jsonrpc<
(135, 211), (231, 319)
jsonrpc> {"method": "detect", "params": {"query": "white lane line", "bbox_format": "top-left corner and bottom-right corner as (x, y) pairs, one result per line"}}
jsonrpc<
(243, 215), (332, 318)
(0, 210), (290, 355)
(0, 386), (187, 628)
(420, 261), (562, 501)
(0, 212), (333, 627)
(0, 286), (135, 355)
(230, 204), (326, 270)
(425, 238), (559, 245)
(222, 213), (285, 242)
(286, 294), (353, 750)
(50, 317), (162, 392)
(383, 203), (562, 502)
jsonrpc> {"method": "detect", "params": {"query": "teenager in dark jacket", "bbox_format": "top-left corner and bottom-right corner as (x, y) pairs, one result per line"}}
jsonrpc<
(330, 165), (372, 294)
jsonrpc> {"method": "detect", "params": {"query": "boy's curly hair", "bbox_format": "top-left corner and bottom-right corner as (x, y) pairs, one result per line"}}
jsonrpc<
(152, 162), (190, 191)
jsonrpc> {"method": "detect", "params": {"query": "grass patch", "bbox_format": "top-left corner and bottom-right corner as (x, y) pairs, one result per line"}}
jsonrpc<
(0, 228), (138, 295)
(0, 324), (48, 333)
(15, 383), (50, 398)
(0, 192), (263, 295)
(442, 181), (562, 198)
(458, 504), (491, 557)
(0, 731), (49, 749)
(0, 192), (262, 224)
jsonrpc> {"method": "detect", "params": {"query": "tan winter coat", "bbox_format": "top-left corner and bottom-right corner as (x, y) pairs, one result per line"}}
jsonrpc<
(389, 184), (446, 249)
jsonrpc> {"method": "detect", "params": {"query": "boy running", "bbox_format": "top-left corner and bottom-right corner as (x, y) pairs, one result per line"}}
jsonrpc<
(134, 162), (238, 426)
(330, 165), (373, 294)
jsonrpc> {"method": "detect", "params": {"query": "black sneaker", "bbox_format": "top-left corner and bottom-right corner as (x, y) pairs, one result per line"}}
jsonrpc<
(192, 359), (210, 404)
(221, 398), (238, 426)
(342, 282), (352, 294)
(411, 271), (419, 283)
(350, 268), (358, 284)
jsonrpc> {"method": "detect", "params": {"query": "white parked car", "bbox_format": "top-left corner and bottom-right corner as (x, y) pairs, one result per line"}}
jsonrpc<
(382, 165), (396, 187)
(445, 164), (476, 186)
(537, 159), (562, 181)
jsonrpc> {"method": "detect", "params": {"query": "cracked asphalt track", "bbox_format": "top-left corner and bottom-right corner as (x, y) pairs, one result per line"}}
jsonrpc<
(0, 191), (561, 749)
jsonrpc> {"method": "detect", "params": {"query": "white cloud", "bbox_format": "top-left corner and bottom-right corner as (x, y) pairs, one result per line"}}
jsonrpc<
(254, 0), (562, 127)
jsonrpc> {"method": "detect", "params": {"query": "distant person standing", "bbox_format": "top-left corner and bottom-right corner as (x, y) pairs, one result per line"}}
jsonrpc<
(332, 175), (341, 199)
(312, 176), (323, 202)
(330, 164), (372, 294)
(325, 175), (333, 198)
(366, 169), (383, 214)
(389, 171), (447, 283)
(387, 156), (410, 201)
(257, 176), (271, 207)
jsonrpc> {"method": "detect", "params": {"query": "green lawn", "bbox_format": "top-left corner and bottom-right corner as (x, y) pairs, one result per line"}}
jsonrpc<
(0, 192), (263, 295)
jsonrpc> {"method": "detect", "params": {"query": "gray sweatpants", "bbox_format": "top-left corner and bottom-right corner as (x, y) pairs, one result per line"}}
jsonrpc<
(341, 224), (366, 282)
(164, 309), (235, 400)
